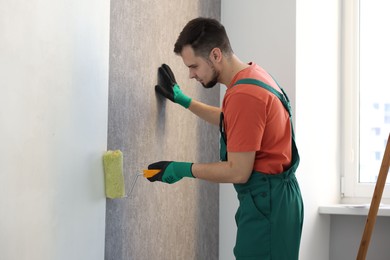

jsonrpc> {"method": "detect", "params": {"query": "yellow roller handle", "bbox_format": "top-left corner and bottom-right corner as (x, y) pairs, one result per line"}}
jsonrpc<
(143, 169), (161, 178)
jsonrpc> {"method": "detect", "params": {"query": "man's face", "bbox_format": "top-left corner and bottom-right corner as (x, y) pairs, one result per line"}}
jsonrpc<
(181, 45), (219, 88)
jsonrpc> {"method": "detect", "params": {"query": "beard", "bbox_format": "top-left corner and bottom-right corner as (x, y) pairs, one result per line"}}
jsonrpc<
(202, 77), (218, 89)
(201, 63), (219, 89)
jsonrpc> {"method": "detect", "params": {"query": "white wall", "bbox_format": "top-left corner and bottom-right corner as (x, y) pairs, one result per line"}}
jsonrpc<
(296, 0), (340, 259)
(0, 1), (110, 260)
(330, 215), (390, 260)
(221, 0), (340, 259)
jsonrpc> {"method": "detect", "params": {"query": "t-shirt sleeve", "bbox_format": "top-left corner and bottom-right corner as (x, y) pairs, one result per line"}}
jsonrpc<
(224, 92), (266, 152)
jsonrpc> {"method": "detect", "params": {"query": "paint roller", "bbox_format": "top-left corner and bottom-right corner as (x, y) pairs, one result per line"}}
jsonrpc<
(102, 150), (160, 199)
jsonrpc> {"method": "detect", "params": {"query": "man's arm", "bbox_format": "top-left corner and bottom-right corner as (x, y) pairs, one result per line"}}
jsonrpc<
(146, 151), (255, 184)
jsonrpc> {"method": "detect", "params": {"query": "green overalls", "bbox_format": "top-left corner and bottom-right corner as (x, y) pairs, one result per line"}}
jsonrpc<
(219, 78), (304, 260)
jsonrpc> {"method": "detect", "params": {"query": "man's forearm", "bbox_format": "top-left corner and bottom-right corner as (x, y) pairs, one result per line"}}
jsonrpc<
(188, 99), (221, 126)
(191, 151), (256, 184)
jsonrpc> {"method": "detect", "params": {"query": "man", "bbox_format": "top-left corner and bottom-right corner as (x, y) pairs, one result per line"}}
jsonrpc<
(147, 17), (304, 260)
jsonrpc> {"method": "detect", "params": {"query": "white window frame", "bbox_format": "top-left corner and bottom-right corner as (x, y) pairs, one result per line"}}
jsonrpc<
(341, 0), (390, 201)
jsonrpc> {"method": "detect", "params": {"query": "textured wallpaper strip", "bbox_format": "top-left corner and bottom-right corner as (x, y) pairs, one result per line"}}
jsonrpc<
(106, 1), (221, 259)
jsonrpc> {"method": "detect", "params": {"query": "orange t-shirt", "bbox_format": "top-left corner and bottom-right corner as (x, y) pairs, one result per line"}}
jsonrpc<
(222, 63), (292, 174)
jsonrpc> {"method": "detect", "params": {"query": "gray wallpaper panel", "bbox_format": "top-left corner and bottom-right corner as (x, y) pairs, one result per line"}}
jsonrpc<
(106, 1), (221, 260)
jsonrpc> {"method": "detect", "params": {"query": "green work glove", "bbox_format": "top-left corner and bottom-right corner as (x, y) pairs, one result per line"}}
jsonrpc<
(146, 161), (194, 184)
(155, 64), (192, 108)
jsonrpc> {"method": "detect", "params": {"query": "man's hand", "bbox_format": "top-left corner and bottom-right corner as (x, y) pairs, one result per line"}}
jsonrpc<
(146, 161), (194, 184)
(155, 64), (192, 108)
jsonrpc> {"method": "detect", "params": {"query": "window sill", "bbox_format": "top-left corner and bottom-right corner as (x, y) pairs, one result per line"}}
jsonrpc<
(319, 204), (390, 217)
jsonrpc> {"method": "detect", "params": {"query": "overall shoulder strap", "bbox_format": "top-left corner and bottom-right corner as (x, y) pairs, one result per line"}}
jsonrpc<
(233, 78), (295, 138)
(233, 78), (292, 117)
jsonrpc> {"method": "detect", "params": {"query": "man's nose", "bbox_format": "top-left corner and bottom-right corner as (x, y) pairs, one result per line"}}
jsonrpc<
(189, 70), (196, 79)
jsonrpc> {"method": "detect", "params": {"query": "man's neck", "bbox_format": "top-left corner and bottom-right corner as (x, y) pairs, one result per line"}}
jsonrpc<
(218, 54), (250, 86)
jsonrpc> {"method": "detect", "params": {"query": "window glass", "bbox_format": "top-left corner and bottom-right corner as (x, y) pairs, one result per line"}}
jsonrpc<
(359, 0), (390, 183)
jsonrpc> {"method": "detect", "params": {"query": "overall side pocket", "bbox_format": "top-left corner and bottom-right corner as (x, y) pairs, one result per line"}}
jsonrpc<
(234, 187), (271, 259)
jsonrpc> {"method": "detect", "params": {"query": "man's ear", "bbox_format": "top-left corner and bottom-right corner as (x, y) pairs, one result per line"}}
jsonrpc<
(210, 48), (222, 62)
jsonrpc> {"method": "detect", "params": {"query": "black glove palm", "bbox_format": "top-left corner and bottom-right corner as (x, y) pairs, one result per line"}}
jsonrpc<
(147, 161), (194, 184)
(155, 64), (192, 108)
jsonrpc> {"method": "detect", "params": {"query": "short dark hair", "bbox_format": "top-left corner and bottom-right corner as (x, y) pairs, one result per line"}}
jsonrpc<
(174, 17), (233, 58)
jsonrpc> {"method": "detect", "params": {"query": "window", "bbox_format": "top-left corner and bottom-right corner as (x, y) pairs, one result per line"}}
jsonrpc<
(342, 0), (390, 199)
